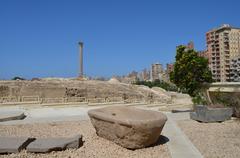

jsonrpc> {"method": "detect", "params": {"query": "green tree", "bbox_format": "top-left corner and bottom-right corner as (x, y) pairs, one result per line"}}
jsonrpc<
(170, 46), (212, 97)
(12, 76), (26, 80)
(134, 79), (178, 91)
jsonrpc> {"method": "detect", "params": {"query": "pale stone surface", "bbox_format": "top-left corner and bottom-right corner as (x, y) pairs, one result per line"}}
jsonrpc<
(27, 135), (83, 153)
(0, 110), (26, 122)
(108, 78), (120, 84)
(152, 87), (167, 93)
(168, 92), (193, 105)
(0, 137), (34, 154)
(0, 80), (172, 104)
(190, 105), (233, 123)
(88, 106), (167, 149)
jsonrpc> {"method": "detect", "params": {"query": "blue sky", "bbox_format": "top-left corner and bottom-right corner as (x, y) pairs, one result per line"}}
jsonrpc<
(1, 0), (240, 79)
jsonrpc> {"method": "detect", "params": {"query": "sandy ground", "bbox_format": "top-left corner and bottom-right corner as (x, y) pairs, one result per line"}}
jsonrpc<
(0, 120), (170, 158)
(177, 119), (240, 158)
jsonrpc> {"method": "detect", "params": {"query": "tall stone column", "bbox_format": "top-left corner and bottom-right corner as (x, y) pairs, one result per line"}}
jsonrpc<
(78, 41), (84, 77)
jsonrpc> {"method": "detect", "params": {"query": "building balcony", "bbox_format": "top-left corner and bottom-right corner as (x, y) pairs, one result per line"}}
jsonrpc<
(224, 38), (229, 42)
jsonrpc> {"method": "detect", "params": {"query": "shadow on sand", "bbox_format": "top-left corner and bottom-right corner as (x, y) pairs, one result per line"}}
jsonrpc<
(149, 135), (169, 147)
(129, 135), (169, 150)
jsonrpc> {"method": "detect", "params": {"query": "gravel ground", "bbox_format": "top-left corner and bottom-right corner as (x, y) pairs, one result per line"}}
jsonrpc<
(177, 119), (240, 158)
(0, 120), (170, 158)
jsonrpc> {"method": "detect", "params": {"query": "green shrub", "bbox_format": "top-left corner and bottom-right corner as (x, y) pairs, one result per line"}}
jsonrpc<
(134, 79), (178, 92)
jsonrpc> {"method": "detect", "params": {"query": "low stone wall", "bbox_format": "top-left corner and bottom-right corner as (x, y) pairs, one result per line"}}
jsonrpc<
(208, 82), (240, 117)
(0, 80), (174, 105)
(209, 82), (240, 93)
(0, 96), (19, 103)
(0, 96), (147, 105)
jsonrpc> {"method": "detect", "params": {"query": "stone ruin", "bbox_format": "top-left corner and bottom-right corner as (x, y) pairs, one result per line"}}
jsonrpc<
(0, 135), (83, 154)
(88, 106), (167, 149)
(0, 79), (173, 104)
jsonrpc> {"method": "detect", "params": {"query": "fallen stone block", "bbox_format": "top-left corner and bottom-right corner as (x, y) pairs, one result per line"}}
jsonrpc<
(0, 137), (35, 154)
(27, 135), (83, 153)
(0, 110), (26, 122)
(172, 108), (193, 113)
(190, 105), (233, 123)
(88, 106), (167, 149)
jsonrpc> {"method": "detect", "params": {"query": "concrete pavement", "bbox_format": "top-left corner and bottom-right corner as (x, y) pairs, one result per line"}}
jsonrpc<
(163, 112), (203, 158)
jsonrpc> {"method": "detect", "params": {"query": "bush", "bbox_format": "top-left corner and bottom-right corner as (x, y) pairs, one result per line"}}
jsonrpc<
(192, 92), (208, 105)
(209, 91), (240, 117)
(12, 76), (26, 80)
(134, 79), (178, 92)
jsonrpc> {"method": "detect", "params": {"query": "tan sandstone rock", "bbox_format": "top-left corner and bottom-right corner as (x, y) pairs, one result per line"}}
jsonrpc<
(88, 106), (167, 149)
(0, 80), (172, 104)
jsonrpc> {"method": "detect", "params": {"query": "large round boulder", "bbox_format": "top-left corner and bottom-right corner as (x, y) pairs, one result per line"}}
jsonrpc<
(88, 106), (167, 149)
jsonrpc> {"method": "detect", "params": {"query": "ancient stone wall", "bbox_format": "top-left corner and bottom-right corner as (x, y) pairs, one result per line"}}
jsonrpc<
(0, 80), (176, 104)
(0, 85), (9, 97)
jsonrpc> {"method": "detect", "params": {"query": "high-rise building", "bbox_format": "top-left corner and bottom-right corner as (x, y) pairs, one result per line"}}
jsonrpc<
(230, 56), (240, 82)
(128, 71), (138, 78)
(187, 41), (194, 50)
(206, 24), (240, 82)
(197, 50), (208, 58)
(177, 41), (195, 50)
(166, 63), (174, 74)
(141, 68), (150, 81)
(151, 63), (163, 81)
(166, 63), (174, 82)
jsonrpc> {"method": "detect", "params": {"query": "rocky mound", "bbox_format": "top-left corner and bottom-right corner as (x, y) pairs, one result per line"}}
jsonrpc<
(0, 79), (173, 104)
(108, 78), (120, 84)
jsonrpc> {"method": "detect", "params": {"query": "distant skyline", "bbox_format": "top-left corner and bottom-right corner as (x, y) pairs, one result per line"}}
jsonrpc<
(1, 0), (240, 79)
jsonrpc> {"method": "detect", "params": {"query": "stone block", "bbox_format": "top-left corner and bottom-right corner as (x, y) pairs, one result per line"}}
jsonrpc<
(27, 135), (83, 153)
(88, 106), (167, 149)
(0, 110), (26, 122)
(171, 108), (193, 113)
(0, 137), (35, 154)
(190, 105), (233, 123)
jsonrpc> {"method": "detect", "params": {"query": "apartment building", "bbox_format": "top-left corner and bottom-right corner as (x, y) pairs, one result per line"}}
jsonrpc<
(230, 57), (240, 81)
(198, 50), (209, 58)
(141, 68), (150, 81)
(166, 63), (174, 73)
(177, 41), (195, 51)
(166, 63), (174, 81)
(151, 63), (163, 81)
(206, 24), (240, 82)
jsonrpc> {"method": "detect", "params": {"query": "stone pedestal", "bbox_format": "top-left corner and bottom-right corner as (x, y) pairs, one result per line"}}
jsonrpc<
(190, 105), (233, 123)
(88, 106), (167, 149)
